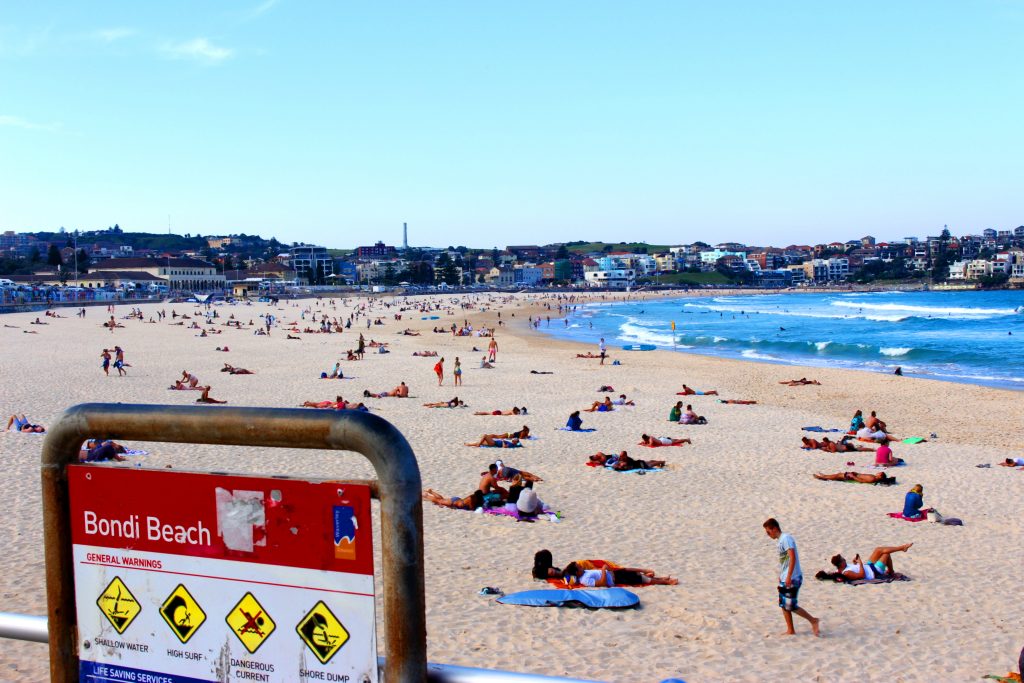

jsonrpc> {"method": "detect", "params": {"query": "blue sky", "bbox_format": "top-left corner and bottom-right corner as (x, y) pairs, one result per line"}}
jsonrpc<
(2, 1), (1022, 248)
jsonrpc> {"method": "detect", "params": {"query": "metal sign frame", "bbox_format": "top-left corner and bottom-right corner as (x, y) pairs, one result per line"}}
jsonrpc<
(41, 403), (426, 683)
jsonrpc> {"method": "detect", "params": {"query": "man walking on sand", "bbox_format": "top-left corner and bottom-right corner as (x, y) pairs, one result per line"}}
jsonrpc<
(488, 337), (498, 363)
(763, 518), (820, 637)
(434, 357), (444, 386)
(599, 338), (607, 365)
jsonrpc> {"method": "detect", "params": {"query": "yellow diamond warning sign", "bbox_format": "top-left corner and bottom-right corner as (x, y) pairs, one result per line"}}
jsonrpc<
(159, 584), (206, 643)
(296, 601), (349, 664)
(225, 592), (275, 653)
(96, 576), (141, 634)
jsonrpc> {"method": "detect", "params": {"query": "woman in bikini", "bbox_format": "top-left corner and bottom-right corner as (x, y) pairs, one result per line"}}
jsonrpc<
(422, 489), (484, 510)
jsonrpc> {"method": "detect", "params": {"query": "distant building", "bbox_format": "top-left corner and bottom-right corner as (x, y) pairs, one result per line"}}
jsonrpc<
(584, 268), (636, 288)
(91, 257), (223, 291)
(355, 241), (397, 260)
(290, 245), (334, 284)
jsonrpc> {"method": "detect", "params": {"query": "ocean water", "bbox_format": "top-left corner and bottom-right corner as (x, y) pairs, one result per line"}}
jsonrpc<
(541, 290), (1024, 390)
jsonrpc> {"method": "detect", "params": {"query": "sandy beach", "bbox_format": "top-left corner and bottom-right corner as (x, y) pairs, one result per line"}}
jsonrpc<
(0, 293), (1020, 682)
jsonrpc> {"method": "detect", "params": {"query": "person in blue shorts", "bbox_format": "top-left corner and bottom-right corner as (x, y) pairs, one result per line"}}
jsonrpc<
(763, 518), (820, 637)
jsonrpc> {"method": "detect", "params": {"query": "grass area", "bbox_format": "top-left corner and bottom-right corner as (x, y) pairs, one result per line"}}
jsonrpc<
(565, 242), (672, 254)
(642, 272), (733, 286)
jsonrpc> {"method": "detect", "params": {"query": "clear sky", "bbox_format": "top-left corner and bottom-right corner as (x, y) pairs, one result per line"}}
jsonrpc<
(2, 1), (1022, 249)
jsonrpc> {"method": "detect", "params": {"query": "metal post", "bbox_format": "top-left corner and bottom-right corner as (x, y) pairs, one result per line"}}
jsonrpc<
(41, 403), (426, 683)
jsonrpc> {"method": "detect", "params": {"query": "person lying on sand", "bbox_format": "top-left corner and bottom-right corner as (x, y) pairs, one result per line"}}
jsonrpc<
(813, 471), (892, 484)
(589, 451), (666, 470)
(801, 436), (874, 453)
(80, 439), (128, 462)
(195, 386), (227, 404)
(465, 435), (521, 448)
(583, 397), (615, 413)
(423, 397), (465, 408)
(533, 549), (667, 581)
(779, 378), (821, 386)
(825, 544), (913, 582)
(480, 426), (531, 441)
(677, 384), (718, 396)
(575, 352), (601, 358)
(562, 561), (678, 587)
(474, 407), (526, 416)
(221, 364), (254, 374)
(998, 457), (1024, 467)
(412, 351), (438, 356)
(5, 414), (45, 433)
(612, 394), (635, 406)
(640, 434), (691, 447)
(491, 459), (542, 482)
(302, 396), (347, 409)
(719, 399), (758, 404)
(401, 329), (421, 336)
(856, 427), (896, 443)
(363, 382), (409, 398)
(422, 488), (484, 510)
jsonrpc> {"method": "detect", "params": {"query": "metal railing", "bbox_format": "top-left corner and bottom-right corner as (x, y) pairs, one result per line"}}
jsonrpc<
(0, 613), (599, 682)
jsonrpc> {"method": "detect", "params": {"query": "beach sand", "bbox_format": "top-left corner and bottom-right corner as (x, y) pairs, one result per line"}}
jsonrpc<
(0, 294), (1020, 682)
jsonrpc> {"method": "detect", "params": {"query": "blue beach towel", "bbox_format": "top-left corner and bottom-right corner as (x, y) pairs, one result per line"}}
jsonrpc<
(802, 426), (844, 433)
(556, 427), (597, 432)
(497, 588), (639, 609)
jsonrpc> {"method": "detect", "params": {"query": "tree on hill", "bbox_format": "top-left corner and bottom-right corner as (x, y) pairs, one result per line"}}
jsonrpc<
(47, 243), (63, 267)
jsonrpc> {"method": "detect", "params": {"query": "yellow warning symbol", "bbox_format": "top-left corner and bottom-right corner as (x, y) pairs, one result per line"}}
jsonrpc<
(159, 584), (206, 643)
(225, 592), (275, 653)
(96, 576), (141, 634)
(296, 601), (349, 665)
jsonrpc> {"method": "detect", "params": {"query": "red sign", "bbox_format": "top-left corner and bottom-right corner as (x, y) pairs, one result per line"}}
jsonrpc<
(68, 465), (374, 576)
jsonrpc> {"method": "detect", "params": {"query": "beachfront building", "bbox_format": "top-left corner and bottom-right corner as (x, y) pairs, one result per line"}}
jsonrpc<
(801, 257), (849, 283)
(355, 241), (398, 260)
(290, 245), (334, 285)
(583, 267), (636, 288)
(513, 266), (544, 285)
(91, 257), (224, 292)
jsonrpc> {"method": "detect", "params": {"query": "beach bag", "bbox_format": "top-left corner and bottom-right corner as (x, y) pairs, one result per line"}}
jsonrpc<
(927, 509), (943, 523)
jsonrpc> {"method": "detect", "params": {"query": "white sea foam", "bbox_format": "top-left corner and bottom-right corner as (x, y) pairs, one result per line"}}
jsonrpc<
(741, 349), (782, 361)
(832, 301), (1018, 317)
(814, 341), (832, 351)
(879, 347), (912, 357)
(619, 322), (673, 347)
(713, 336), (728, 343)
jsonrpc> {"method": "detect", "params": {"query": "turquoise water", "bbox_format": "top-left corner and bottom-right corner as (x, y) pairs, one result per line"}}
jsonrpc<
(542, 290), (1024, 390)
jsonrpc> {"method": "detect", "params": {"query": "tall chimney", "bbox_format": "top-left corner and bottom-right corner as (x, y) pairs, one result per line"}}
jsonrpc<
(403, 222), (408, 250)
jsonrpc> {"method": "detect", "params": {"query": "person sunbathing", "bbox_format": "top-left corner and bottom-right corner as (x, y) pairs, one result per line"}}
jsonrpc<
(221, 364), (254, 375)
(195, 386), (227, 404)
(998, 457), (1024, 467)
(677, 384), (718, 396)
(679, 404), (707, 425)
(5, 414), (45, 433)
(533, 550), (632, 579)
(864, 410), (888, 433)
(464, 435), (521, 448)
(779, 378), (821, 386)
(302, 396), (347, 409)
(813, 471), (892, 484)
(491, 459), (542, 483)
(856, 427), (893, 442)
(583, 397), (615, 412)
(363, 382), (409, 398)
(423, 397), (465, 408)
(480, 357), (494, 369)
(828, 543), (913, 581)
(482, 425), (531, 441)
(640, 434), (691, 447)
(422, 488), (484, 510)
(589, 451), (666, 470)
(401, 329), (421, 336)
(80, 439), (127, 462)
(718, 399), (758, 405)
(561, 561), (678, 587)
(820, 436), (873, 453)
(412, 351), (438, 356)
(575, 352), (601, 358)
(612, 394), (635, 406)
(473, 407), (526, 416)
